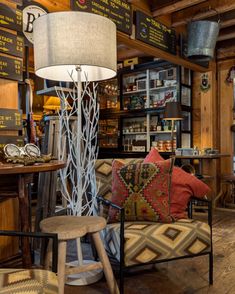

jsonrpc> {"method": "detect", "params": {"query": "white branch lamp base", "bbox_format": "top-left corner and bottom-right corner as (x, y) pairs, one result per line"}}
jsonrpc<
(66, 260), (103, 286)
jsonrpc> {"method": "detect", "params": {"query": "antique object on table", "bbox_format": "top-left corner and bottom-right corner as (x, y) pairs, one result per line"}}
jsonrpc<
(2, 143), (54, 165)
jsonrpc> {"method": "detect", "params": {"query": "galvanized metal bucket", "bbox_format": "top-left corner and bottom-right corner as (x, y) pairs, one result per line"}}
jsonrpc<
(187, 20), (220, 61)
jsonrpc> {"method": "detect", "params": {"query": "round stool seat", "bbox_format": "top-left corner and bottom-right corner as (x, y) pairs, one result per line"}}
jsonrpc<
(40, 216), (86, 240)
(40, 216), (106, 240)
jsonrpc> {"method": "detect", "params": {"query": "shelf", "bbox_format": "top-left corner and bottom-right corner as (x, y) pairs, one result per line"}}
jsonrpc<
(123, 89), (146, 95)
(149, 130), (176, 134)
(98, 134), (118, 138)
(149, 85), (177, 91)
(123, 132), (147, 135)
(37, 86), (74, 97)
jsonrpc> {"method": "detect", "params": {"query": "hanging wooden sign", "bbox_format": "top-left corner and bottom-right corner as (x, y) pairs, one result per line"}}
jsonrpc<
(0, 3), (22, 32)
(0, 136), (24, 149)
(0, 109), (22, 131)
(0, 54), (23, 81)
(71, 0), (132, 35)
(22, 0), (48, 46)
(0, 29), (24, 58)
(135, 11), (176, 55)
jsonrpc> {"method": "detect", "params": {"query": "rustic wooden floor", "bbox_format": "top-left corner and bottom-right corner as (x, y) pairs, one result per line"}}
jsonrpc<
(65, 210), (235, 294)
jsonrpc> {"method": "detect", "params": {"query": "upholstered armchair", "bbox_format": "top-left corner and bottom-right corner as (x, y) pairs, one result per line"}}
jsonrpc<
(95, 152), (212, 294)
(0, 230), (58, 293)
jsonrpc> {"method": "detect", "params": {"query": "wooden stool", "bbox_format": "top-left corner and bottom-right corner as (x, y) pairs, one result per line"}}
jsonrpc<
(40, 216), (119, 294)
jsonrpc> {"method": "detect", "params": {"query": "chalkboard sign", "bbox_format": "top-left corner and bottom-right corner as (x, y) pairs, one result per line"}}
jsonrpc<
(71, 0), (132, 35)
(0, 136), (24, 149)
(0, 54), (23, 81)
(136, 11), (176, 55)
(0, 109), (22, 131)
(0, 29), (24, 58)
(0, 3), (22, 32)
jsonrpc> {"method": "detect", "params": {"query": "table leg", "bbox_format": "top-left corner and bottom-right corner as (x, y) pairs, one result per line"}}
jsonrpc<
(18, 174), (31, 267)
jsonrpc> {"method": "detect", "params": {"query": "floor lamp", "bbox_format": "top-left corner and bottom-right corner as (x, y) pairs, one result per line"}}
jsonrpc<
(163, 101), (183, 153)
(33, 11), (117, 284)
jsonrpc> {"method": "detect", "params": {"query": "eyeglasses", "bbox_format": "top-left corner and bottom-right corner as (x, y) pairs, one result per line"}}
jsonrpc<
(3, 143), (41, 158)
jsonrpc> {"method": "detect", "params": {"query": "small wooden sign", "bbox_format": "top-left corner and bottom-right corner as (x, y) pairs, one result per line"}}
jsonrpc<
(136, 11), (176, 55)
(0, 54), (23, 81)
(0, 109), (22, 131)
(0, 136), (24, 149)
(0, 3), (22, 32)
(71, 0), (132, 35)
(0, 29), (24, 58)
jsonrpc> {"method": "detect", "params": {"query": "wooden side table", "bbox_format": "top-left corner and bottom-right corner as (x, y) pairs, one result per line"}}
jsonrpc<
(0, 160), (66, 266)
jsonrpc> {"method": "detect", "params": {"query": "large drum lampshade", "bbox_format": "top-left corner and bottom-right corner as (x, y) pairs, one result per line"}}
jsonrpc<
(33, 11), (117, 82)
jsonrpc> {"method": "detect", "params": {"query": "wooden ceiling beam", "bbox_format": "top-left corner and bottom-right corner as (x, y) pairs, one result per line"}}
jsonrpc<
(33, 0), (70, 12)
(152, 0), (207, 17)
(172, 0), (235, 27)
(127, 0), (151, 14)
(220, 18), (235, 29)
(117, 31), (210, 72)
(117, 47), (148, 60)
(218, 32), (235, 42)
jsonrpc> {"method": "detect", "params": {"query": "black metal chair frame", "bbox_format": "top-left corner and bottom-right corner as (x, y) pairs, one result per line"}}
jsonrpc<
(98, 196), (213, 294)
(0, 230), (58, 273)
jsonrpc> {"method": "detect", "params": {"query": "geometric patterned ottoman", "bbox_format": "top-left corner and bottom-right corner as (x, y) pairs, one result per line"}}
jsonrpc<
(0, 269), (58, 294)
(103, 219), (211, 267)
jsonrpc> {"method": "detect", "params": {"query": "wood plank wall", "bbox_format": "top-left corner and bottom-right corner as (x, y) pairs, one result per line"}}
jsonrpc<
(192, 68), (218, 150)
(0, 78), (19, 260)
(218, 59), (234, 174)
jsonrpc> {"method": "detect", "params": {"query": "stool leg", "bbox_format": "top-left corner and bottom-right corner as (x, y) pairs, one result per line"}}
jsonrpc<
(45, 239), (52, 270)
(58, 241), (67, 294)
(91, 232), (119, 294)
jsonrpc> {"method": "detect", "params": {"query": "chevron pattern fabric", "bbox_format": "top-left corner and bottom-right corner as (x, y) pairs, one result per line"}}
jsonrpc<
(0, 269), (58, 293)
(103, 219), (211, 266)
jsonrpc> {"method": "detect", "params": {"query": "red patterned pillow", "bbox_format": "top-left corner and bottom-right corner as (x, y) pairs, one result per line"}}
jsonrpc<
(144, 148), (211, 219)
(144, 147), (164, 162)
(109, 159), (174, 223)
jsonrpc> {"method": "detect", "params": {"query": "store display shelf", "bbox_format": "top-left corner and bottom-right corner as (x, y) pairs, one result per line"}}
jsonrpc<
(37, 86), (74, 97)
(149, 85), (177, 91)
(149, 130), (176, 134)
(123, 89), (146, 95)
(123, 132), (147, 135)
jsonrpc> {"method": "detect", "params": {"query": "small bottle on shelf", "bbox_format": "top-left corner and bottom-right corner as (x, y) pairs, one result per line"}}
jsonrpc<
(157, 120), (162, 131)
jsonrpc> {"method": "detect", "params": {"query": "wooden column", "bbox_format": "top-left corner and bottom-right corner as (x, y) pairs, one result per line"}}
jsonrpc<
(192, 67), (218, 150)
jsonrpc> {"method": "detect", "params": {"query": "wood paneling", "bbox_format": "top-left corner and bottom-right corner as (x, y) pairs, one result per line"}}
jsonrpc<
(0, 198), (19, 260)
(192, 70), (217, 149)
(0, 76), (19, 258)
(218, 59), (234, 174)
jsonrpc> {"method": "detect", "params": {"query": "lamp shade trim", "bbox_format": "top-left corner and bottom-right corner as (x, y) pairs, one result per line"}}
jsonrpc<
(33, 11), (117, 82)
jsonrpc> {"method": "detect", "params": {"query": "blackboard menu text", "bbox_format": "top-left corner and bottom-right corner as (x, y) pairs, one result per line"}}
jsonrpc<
(0, 109), (22, 131)
(136, 11), (176, 55)
(0, 54), (23, 81)
(0, 29), (24, 58)
(0, 3), (22, 32)
(71, 0), (132, 35)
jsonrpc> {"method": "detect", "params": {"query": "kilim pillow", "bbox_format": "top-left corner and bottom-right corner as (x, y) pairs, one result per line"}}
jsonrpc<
(144, 148), (211, 219)
(109, 159), (174, 223)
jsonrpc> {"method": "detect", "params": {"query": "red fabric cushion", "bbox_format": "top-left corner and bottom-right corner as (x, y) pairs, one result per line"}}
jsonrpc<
(144, 148), (211, 219)
(144, 147), (164, 162)
(109, 159), (174, 223)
